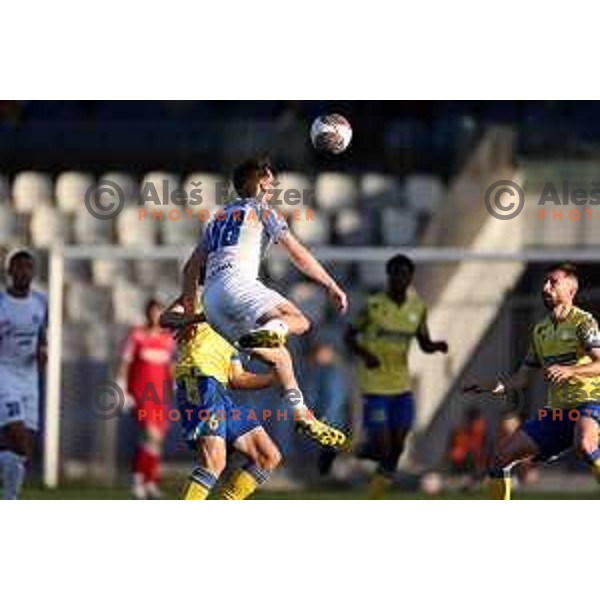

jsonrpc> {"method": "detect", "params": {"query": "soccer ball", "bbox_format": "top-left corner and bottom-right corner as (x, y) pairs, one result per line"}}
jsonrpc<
(310, 114), (352, 155)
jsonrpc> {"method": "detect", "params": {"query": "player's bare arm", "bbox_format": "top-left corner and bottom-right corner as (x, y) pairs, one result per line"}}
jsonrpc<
(278, 231), (348, 314)
(181, 245), (206, 305)
(463, 363), (536, 396)
(416, 313), (448, 354)
(228, 359), (277, 390)
(159, 297), (206, 331)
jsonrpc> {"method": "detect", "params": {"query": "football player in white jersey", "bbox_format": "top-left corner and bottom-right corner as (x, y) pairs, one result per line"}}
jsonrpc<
(181, 160), (348, 448)
(0, 249), (47, 499)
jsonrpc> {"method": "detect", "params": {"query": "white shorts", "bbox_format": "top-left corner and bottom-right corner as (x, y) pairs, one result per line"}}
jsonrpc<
(203, 277), (287, 344)
(0, 388), (39, 431)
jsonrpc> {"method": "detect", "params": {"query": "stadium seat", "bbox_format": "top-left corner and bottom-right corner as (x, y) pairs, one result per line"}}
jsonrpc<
(91, 259), (129, 287)
(381, 207), (418, 245)
(276, 172), (312, 208)
(0, 205), (18, 241)
(116, 206), (158, 246)
(100, 172), (138, 200)
(0, 174), (10, 202)
(73, 208), (114, 244)
(140, 171), (180, 206)
(360, 173), (402, 203)
(315, 172), (358, 212)
(62, 324), (86, 361)
(357, 260), (388, 290)
(55, 171), (95, 214)
(30, 206), (69, 247)
(112, 280), (147, 325)
(290, 282), (327, 323)
(160, 213), (200, 246)
(290, 208), (330, 245)
(404, 174), (445, 214)
(84, 323), (113, 361)
(265, 253), (291, 281)
(132, 259), (163, 286)
(65, 283), (112, 324)
(12, 171), (52, 213)
(183, 172), (226, 210)
(334, 208), (372, 245)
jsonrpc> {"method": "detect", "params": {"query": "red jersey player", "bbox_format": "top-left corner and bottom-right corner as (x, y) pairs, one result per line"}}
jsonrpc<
(118, 298), (176, 499)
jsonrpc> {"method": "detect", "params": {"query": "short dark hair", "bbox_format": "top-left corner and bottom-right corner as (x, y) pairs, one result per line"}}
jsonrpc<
(386, 254), (415, 276)
(7, 249), (34, 270)
(145, 298), (162, 313)
(547, 261), (578, 281)
(232, 160), (273, 198)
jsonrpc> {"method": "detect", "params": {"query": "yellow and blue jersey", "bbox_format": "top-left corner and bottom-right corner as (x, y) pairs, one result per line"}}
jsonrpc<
(175, 321), (237, 386)
(524, 305), (600, 409)
(353, 290), (426, 395)
(175, 317), (261, 446)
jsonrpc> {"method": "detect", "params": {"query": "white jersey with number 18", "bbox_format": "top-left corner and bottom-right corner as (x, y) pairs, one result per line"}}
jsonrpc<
(201, 197), (288, 284)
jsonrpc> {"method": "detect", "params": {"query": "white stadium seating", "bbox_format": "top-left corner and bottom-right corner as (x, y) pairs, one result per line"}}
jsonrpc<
(315, 172), (357, 213)
(360, 173), (402, 203)
(100, 172), (138, 200)
(91, 259), (129, 287)
(55, 171), (95, 214)
(381, 206), (418, 245)
(74, 207), (114, 244)
(30, 206), (69, 247)
(12, 171), (52, 213)
(116, 206), (158, 246)
(0, 204), (18, 241)
(290, 208), (330, 245)
(404, 174), (445, 214)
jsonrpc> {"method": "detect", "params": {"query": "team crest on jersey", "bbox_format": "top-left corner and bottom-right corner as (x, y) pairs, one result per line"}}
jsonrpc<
(559, 329), (576, 341)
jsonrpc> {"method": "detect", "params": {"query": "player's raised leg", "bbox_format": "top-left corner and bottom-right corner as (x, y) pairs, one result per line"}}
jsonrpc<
(251, 346), (347, 448)
(238, 299), (310, 348)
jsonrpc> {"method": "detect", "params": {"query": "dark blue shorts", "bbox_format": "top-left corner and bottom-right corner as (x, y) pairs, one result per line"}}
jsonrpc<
(363, 392), (415, 434)
(522, 403), (600, 461)
(176, 375), (261, 449)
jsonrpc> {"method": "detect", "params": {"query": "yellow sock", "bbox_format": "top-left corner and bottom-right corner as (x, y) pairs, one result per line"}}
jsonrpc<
(487, 468), (511, 500)
(368, 472), (392, 500)
(181, 466), (217, 500)
(217, 463), (270, 500)
(182, 480), (211, 500)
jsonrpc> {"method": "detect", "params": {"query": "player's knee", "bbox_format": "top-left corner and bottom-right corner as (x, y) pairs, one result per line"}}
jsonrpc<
(296, 314), (311, 335)
(257, 445), (282, 471)
(576, 437), (597, 459)
(197, 443), (226, 476)
(4, 425), (31, 459)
